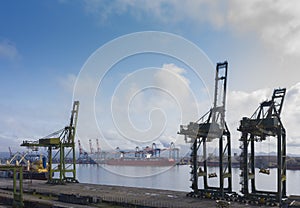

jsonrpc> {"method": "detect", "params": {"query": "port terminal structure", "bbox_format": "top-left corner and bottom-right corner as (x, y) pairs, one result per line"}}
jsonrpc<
(20, 101), (79, 184)
(77, 139), (180, 165)
(178, 61), (232, 198)
(178, 61), (289, 205)
(238, 88), (287, 203)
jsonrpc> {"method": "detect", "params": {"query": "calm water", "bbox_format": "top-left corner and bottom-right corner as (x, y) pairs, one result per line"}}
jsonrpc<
(76, 164), (300, 195)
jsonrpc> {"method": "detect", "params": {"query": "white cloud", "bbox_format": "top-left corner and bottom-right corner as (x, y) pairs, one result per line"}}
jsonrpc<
(108, 64), (201, 149)
(82, 0), (300, 59)
(71, 60), (300, 154)
(227, 83), (300, 154)
(83, 0), (225, 27)
(226, 88), (271, 152)
(227, 88), (271, 121)
(71, 63), (206, 154)
(227, 0), (300, 56)
(281, 82), (300, 148)
(0, 39), (20, 61)
(0, 103), (71, 152)
(77, 0), (300, 94)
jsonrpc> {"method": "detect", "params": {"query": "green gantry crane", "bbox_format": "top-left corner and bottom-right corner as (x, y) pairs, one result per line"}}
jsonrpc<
(238, 89), (286, 204)
(178, 61), (232, 198)
(21, 101), (79, 184)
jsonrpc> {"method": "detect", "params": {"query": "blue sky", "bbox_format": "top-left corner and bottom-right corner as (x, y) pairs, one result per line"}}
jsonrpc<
(0, 1), (300, 154)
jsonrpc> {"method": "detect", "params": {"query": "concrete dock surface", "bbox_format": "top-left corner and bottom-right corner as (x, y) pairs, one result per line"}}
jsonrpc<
(0, 178), (282, 207)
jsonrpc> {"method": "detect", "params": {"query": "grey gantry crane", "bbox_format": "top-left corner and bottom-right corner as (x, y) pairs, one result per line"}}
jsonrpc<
(238, 88), (286, 204)
(178, 61), (232, 198)
(21, 101), (79, 184)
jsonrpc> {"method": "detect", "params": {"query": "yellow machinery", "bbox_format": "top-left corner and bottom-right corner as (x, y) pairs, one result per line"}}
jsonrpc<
(21, 101), (79, 184)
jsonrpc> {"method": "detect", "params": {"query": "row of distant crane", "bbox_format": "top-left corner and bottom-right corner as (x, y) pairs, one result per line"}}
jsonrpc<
(78, 139), (179, 160)
(77, 139), (101, 156)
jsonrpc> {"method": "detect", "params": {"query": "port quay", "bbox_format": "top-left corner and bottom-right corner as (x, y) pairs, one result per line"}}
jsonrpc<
(0, 178), (279, 208)
(0, 177), (300, 208)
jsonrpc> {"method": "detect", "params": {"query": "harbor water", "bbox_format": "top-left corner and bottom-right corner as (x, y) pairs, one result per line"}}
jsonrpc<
(76, 164), (300, 195)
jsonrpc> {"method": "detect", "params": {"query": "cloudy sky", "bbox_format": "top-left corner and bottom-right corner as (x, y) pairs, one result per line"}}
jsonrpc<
(0, 1), (299, 155)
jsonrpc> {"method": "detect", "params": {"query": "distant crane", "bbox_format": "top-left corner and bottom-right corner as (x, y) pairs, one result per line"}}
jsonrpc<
(89, 139), (94, 154)
(96, 139), (101, 154)
(78, 140), (83, 156)
(8, 147), (12, 158)
(169, 142), (179, 161)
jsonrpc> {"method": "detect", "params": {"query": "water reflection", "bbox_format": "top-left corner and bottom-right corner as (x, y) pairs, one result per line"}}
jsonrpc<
(77, 164), (300, 195)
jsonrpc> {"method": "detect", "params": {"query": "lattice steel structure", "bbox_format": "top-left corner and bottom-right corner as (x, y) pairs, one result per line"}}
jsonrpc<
(21, 101), (79, 184)
(238, 88), (286, 203)
(178, 61), (232, 197)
